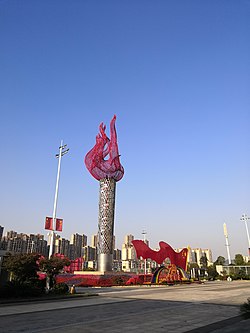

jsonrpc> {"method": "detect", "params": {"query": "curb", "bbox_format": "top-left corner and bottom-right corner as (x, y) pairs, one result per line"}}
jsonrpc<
(0, 293), (98, 306)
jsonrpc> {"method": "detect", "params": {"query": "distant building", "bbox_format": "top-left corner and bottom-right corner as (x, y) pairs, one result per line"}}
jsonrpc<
(69, 233), (87, 259)
(122, 234), (136, 260)
(69, 244), (76, 260)
(0, 226), (3, 241)
(216, 265), (250, 276)
(91, 234), (98, 248)
(124, 234), (134, 246)
(122, 234), (137, 272)
(191, 248), (213, 267)
(0, 231), (48, 257)
(55, 237), (70, 258)
(176, 247), (213, 267)
(113, 248), (122, 271)
(1, 226), (216, 276)
(6, 230), (17, 239)
(0, 238), (7, 250)
(83, 246), (97, 262)
(243, 255), (250, 263)
(114, 248), (121, 261)
(26, 234), (48, 257)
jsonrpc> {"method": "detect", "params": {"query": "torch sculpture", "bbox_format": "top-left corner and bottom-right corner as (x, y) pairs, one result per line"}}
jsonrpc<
(85, 115), (124, 272)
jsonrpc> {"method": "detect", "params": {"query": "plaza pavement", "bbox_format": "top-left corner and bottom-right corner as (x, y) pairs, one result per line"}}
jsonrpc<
(0, 280), (249, 332)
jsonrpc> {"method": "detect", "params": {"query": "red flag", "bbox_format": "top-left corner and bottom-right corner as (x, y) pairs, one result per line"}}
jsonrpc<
(56, 218), (63, 232)
(45, 217), (53, 230)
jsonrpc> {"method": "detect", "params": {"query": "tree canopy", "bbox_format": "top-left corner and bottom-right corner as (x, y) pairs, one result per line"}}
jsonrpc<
(3, 253), (41, 283)
(200, 255), (208, 268)
(39, 256), (70, 289)
(214, 256), (226, 266)
(234, 254), (245, 266)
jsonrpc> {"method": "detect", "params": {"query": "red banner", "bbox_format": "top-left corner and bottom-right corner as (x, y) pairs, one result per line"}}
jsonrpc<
(56, 218), (63, 232)
(45, 217), (53, 230)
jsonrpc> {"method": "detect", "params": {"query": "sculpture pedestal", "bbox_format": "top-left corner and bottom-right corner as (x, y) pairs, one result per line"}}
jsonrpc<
(97, 178), (116, 272)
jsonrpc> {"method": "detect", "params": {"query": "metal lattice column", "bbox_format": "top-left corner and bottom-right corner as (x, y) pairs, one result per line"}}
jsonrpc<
(97, 178), (116, 272)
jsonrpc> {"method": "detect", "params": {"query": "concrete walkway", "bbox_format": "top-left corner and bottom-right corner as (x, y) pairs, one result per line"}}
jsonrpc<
(0, 281), (249, 332)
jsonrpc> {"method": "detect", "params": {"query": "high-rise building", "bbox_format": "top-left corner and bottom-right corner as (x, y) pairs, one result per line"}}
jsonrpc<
(122, 234), (137, 272)
(202, 249), (213, 266)
(69, 244), (76, 260)
(60, 238), (70, 257)
(10, 237), (26, 253)
(26, 234), (47, 256)
(176, 247), (213, 268)
(54, 237), (70, 258)
(70, 233), (87, 259)
(0, 226), (4, 241)
(0, 238), (7, 250)
(82, 234), (87, 247)
(113, 248), (122, 271)
(6, 230), (17, 239)
(83, 246), (97, 261)
(122, 234), (136, 260)
(114, 249), (121, 261)
(36, 238), (48, 257)
(124, 234), (134, 246)
(91, 234), (98, 248)
(0, 230), (48, 256)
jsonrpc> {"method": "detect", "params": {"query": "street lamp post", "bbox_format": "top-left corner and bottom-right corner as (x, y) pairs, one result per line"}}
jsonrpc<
(223, 223), (231, 265)
(240, 214), (250, 257)
(142, 230), (147, 275)
(48, 141), (69, 258)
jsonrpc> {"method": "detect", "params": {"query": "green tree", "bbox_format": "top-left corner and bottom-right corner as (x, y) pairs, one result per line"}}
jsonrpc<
(237, 269), (247, 280)
(234, 254), (245, 266)
(207, 265), (218, 280)
(39, 256), (70, 289)
(1, 253), (44, 297)
(200, 255), (208, 268)
(3, 253), (41, 283)
(214, 256), (226, 266)
(188, 263), (199, 270)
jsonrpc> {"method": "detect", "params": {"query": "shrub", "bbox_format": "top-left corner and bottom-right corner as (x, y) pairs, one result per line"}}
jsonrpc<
(112, 276), (125, 286)
(52, 283), (69, 294)
(0, 280), (45, 298)
(240, 298), (250, 318)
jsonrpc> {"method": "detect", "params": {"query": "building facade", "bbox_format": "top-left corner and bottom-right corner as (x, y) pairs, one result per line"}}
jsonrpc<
(69, 233), (87, 260)
(0, 226), (3, 241)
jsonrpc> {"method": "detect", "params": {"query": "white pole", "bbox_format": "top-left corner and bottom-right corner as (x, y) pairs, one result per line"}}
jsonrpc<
(142, 230), (147, 275)
(240, 214), (250, 255)
(49, 140), (65, 258)
(223, 223), (231, 265)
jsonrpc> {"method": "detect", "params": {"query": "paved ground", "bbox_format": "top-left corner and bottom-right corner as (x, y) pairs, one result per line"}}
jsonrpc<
(0, 280), (249, 332)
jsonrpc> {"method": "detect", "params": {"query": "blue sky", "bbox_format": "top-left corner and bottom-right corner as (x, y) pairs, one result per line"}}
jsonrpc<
(0, 0), (249, 261)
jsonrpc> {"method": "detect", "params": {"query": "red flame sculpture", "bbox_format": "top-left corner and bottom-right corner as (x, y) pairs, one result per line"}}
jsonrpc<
(132, 240), (188, 271)
(85, 115), (124, 181)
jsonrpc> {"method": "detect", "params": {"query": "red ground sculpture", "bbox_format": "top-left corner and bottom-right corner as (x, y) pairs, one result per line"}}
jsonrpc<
(132, 240), (188, 271)
(85, 115), (124, 181)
